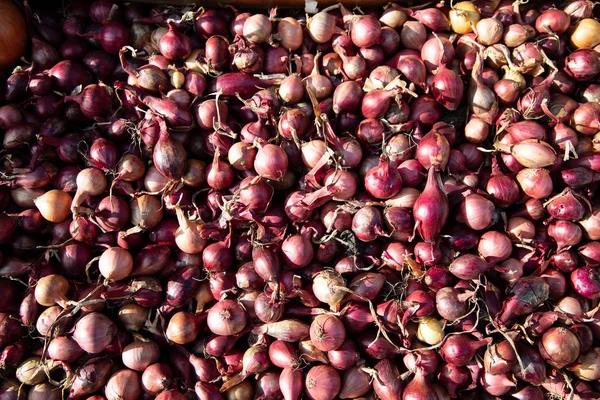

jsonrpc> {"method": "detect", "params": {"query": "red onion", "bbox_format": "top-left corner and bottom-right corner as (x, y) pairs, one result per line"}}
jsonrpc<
(158, 22), (191, 60)
(478, 231), (512, 262)
(305, 365), (340, 400)
(69, 358), (114, 398)
(449, 254), (493, 280)
(105, 369), (141, 400)
(571, 267), (600, 299)
(498, 277), (550, 324)
(31, 36), (59, 70)
(412, 8), (450, 31)
(280, 367), (302, 400)
(344, 11), (381, 48)
(416, 130), (451, 171)
(432, 65), (464, 110)
(309, 314), (345, 352)
(207, 299), (247, 336)
(352, 206), (386, 242)
(440, 335), (490, 366)
(480, 371), (515, 396)
(435, 287), (466, 320)
(363, 156), (402, 199)
(404, 369), (448, 400)
(281, 233), (314, 269)
(456, 193), (495, 231)
(254, 144), (288, 181)
(548, 220), (583, 252)
(73, 312), (117, 354)
(536, 9), (571, 34)
(413, 168), (448, 242)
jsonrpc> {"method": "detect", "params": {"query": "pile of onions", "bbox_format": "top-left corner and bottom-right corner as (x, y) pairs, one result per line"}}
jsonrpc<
(1, 0), (600, 399)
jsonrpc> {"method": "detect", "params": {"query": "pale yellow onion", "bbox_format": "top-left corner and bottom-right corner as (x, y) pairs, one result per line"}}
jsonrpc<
(307, 11), (337, 43)
(449, 1), (480, 34)
(115, 153), (146, 182)
(301, 140), (327, 168)
(184, 49), (203, 72)
(72, 168), (107, 213)
(464, 117), (489, 144)
(594, 132), (600, 151)
(105, 369), (141, 400)
(379, 5), (409, 29)
(571, 18), (600, 49)
(99, 247), (133, 281)
(569, 348), (600, 381)
(144, 27), (168, 54)
(194, 280), (214, 313)
(35, 274), (69, 307)
(298, 339), (329, 363)
(34, 190), (72, 223)
(501, 66), (526, 90)
(36, 306), (65, 336)
(503, 24), (534, 48)
(170, 70), (185, 89)
(118, 303), (149, 331)
(130, 194), (163, 230)
(312, 270), (346, 309)
(166, 311), (202, 344)
(417, 317), (445, 345)
(16, 357), (45, 385)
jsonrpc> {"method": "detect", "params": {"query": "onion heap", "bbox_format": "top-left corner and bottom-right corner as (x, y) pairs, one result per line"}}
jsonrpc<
(1, 0), (600, 399)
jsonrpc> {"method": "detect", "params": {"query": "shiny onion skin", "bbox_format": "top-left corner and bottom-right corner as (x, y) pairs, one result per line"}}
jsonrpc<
(3, 1), (600, 399)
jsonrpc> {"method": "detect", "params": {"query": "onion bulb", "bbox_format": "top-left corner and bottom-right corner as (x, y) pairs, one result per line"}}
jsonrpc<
(449, 2), (481, 34)
(0, 0), (27, 68)
(417, 317), (445, 345)
(35, 274), (69, 307)
(570, 18), (600, 49)
(34, 190), (72, 223)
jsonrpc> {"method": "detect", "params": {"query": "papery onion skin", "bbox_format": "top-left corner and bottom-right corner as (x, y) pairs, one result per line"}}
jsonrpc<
(305, 365), (340, 400)
(72, 313), (117, 354)
(413, 168), (448, 242)
(207, 299), (248, 336)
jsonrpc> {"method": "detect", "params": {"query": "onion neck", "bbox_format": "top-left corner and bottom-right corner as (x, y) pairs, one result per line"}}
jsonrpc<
(119, 47), (140, 78)
(175, 206), (193, 233)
